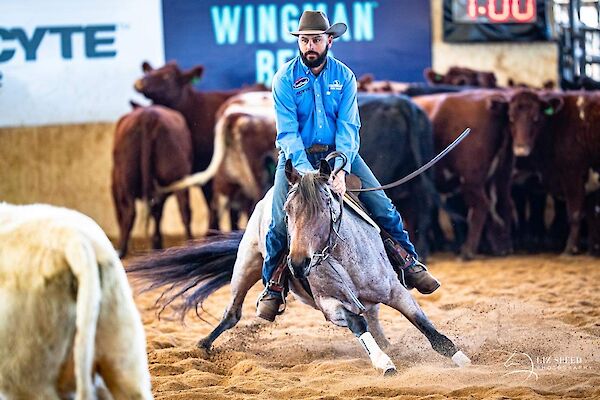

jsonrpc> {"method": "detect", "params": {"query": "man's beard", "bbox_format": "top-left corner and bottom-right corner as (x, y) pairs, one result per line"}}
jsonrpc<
(300, 46), (328, 68)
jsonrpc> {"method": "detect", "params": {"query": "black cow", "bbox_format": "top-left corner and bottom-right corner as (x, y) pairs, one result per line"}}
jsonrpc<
(358, 93), (437, 259)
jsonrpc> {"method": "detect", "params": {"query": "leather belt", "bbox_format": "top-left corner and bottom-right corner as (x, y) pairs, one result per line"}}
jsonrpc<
(306, 144), (332, 154)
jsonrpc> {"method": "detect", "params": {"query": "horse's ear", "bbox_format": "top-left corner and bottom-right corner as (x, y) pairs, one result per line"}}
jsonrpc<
(319, 159), (332, 179)
(285, 159), (300, 184)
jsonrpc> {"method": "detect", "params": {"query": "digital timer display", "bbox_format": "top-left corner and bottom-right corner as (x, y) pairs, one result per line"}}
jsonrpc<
(452, 0), (537, 24)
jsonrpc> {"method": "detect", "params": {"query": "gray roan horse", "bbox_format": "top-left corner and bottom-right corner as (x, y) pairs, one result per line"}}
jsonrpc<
(129, 159), (471, 375)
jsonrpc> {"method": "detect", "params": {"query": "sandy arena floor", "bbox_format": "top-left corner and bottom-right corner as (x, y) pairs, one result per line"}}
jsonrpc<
(131, 254), (600, 400)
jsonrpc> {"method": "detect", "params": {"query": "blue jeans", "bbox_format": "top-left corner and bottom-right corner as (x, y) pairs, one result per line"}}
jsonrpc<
(262, 150), (418, 286)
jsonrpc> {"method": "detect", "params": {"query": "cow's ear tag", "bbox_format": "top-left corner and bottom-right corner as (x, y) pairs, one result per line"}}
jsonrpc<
(435, 74), (442, 82)
(191, 77), (201, 85)
(544, 107), (554, 116)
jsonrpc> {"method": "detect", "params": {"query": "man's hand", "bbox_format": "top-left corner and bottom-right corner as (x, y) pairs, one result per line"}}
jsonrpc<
(329, 170), (347, 196)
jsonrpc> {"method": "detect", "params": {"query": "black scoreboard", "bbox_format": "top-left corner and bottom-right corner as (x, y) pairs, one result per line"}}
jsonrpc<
(444, 0), (552, 42)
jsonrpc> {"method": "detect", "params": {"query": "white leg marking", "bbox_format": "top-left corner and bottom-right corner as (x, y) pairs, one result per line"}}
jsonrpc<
(358, 332), (396, 374)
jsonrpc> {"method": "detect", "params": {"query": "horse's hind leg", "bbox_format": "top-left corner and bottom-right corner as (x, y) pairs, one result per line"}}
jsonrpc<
(197, 254), (262, 350)
(364, 304), (390, 349)
(384, 284), (471, 367)
(340, 307), (397, 376)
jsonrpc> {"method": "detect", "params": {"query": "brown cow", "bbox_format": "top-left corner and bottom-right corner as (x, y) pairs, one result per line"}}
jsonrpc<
(424, 66), (497, 88)
(133, 61), (268, 229)
(357, 74), (466, 97)
(357, 74), (408, 94)
(112, 105), (193, 257)
(413, 90), (514, 259)
(495, 89), (600, 254)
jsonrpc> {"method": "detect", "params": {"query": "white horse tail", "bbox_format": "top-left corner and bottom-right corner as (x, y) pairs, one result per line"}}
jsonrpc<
(64, 231), (102, 399)
(158, 114), (229, 193)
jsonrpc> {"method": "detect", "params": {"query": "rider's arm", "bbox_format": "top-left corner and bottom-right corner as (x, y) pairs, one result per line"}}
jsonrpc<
(273, 73), (314, 174)
(334, 72), (361, 174)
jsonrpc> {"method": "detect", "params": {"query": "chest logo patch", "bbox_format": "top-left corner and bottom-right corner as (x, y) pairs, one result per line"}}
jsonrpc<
(293, 77), (309, 89)
(329, 79), (343, 91)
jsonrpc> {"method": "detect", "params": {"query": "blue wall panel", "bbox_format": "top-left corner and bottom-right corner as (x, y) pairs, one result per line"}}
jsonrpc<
(162, 1), (431, 89)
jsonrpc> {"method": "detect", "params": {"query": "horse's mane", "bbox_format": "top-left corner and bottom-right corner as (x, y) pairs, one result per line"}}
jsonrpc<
(287, 173), (327, 220)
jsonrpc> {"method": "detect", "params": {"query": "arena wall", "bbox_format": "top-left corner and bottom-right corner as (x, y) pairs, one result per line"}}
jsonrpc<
(0, 123), (208, 241)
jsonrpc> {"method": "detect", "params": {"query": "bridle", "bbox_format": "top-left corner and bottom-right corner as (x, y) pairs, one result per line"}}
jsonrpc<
(285, 181), (343, 278)
(285, 176), (367, 313)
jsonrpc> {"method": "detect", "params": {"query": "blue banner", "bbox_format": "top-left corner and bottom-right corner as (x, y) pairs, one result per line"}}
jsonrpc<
(162, 0), (431, 89)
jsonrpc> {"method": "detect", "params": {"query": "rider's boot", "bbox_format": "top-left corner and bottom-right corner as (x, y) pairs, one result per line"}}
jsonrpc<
(382, 235), (441, 294)
(256, 256), (288, 322)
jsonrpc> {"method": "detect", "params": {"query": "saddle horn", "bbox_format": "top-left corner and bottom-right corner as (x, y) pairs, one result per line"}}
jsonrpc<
(325, 151), (348, 177)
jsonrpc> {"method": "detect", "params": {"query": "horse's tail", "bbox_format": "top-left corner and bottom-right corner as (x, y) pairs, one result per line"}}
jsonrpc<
(127, 230), (244, 319)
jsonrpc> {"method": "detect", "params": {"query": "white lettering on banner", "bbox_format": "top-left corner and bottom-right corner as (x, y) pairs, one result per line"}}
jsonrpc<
(280, 4), (300, 44)
(245, 4), (255, 44)
(354, 1), (377, 41)
(211, 5), (242, 45)
(256, 49), (297, 85)
(332, 3), (351, 41)
(211, 2), (378, 88)
(211, 1), (378, 45)
(0, 0), (164, 127)
(258, 5), (277, 43)
(256, 49), (275, 84)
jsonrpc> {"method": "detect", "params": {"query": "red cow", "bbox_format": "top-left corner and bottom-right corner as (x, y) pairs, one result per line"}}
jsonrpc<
(112, 105), (193, 257)
(413, 90), (514, 259)
(424, 66), (497, 88)
(497, 89), (600, 254)
(133, 61), (268, 230)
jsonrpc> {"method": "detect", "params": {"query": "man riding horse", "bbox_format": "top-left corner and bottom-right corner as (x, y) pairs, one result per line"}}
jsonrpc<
(257, 10), (440, 321)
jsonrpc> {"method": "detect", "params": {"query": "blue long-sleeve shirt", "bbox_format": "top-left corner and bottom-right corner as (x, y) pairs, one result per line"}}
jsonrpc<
(272, 55), (361, 174)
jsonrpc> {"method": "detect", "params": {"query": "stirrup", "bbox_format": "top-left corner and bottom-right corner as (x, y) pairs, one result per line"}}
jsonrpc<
(256, 285), (287, 315)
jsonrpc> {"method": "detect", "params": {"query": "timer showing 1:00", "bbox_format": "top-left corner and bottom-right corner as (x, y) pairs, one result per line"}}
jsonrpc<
(452, 0), (537, 24)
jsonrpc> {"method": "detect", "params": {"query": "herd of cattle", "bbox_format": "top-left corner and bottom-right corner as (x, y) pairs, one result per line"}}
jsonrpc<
(112, 62), (600, 260)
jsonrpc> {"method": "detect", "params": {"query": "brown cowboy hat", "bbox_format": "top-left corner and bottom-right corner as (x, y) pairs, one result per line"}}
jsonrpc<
(290, 10), (347, 39)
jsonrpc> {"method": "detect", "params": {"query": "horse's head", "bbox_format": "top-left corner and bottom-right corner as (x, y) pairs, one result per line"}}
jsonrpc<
(284, 159), (335, 276)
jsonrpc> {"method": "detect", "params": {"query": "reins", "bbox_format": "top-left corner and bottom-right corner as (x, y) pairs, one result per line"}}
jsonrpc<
(330, 128), (472, 193)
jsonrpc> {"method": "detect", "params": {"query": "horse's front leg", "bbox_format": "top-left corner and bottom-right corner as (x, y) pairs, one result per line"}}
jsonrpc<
(319, 298), (396, 376)
(384, 282), (471, 367)
(341, 307), (397, 375)
(364, 304), (390, 349)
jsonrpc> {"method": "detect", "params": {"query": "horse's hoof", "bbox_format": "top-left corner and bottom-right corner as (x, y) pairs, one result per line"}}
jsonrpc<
(383, 368), (397, 377)
(196, 338), (212, 351)
(451, 350), (471, 368)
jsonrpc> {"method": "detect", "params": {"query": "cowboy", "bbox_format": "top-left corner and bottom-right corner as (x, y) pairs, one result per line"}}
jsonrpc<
(257, 10), (440, 321)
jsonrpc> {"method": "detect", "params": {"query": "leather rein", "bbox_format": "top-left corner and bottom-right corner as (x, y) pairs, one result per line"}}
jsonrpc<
(345, 127), (471, 192)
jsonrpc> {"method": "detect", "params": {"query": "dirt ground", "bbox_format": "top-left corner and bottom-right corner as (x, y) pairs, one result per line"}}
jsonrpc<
(131, 253), (600, 400)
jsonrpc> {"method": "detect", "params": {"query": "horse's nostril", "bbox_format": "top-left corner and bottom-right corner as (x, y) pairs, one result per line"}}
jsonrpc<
(289, 257), (311, 276)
